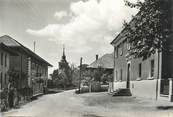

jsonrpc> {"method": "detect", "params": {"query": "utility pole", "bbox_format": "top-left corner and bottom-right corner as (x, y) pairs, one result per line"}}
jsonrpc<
(34, 41), (36, 52)
(79, 57), (82, 93)
(156, 50), (160, 100)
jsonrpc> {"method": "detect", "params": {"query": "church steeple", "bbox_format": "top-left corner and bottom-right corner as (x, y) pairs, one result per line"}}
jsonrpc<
(59, 44), (69, 70)
(62, 44), (66, 61)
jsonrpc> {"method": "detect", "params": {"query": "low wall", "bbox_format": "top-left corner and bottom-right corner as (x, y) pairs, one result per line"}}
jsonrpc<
(113, 79), (166, 100)
(113, 81), (126, 90)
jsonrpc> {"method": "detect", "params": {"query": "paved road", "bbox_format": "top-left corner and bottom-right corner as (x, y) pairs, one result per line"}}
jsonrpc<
(2, 90), (173, 117)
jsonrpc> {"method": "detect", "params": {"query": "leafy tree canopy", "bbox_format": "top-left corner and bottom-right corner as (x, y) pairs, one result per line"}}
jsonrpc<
(124, 0), (172, 59)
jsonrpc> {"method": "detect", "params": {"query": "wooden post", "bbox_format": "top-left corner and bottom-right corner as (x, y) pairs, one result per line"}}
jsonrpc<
(89, 82), (92, 93)
(169, 78), (173, 102)
(79, 57), (82, 93)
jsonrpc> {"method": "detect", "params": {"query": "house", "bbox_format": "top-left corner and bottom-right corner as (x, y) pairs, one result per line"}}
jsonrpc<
(87, 54), (114, 76)
(88, 54), (114, 70)
(0, 35), (53, 97)
(0, 43), (18, 90)
(110, 0), (173, 101)
(87, 54), (114, 84)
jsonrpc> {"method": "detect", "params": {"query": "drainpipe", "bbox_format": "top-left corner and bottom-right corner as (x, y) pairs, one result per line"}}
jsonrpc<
(79, 57), (82, 93)
(112, 46), (116, 92)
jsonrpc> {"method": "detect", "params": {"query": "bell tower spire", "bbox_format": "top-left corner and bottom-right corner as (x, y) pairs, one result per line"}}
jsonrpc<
(62, 44), (66, 61)
(63, 44), (65, 56)
(59, 44), (69, 70)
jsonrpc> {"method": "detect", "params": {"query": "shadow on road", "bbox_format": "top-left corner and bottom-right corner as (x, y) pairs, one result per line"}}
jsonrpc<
(46, 89), (64, 94)
(83, 114), (106, 117)
(157, 106), (173, 110)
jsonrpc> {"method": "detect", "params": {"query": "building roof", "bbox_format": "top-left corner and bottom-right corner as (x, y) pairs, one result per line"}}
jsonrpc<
(0, 35), (21, 46)
(88, 53), (114, 69)
(0, 43), (18, 56)
(0, 35), (53, 67)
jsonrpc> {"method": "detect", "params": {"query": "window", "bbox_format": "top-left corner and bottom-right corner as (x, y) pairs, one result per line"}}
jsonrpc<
(119, 44), (123, 56)
(124, 41), (127, 50)
(4, 73), (6, 84)
(1, 53), (3, 66)
(127, 40), (131, 50)
(44, 69), (47, 76)
(115, 70), (118, 81)
(5, 54), (7, 67)
(114, 47), (118, 58)
(139, 63), (142, 78)
(0, 72), (2, 89)
(120, 69), (123, 81)
(151, 60), (155, 77)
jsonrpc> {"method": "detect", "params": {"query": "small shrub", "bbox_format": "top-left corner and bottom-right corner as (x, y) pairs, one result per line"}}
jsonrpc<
(100, 85), (109, 92)
(0, 89), (9, 112)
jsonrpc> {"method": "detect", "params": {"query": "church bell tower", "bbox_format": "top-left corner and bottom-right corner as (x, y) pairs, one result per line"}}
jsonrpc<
(59, 45), (69, 70)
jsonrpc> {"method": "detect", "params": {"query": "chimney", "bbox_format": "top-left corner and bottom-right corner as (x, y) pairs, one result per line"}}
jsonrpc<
(96, 54), (98, 60)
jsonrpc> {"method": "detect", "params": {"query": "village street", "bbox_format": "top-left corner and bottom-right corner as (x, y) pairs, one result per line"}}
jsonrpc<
(2, 90), (173, 117)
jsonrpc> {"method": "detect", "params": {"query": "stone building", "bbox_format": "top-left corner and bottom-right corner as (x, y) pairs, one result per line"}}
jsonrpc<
(110, 0), (173, 101)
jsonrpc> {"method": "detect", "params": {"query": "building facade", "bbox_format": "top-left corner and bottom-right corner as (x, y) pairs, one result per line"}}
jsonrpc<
(0, 35), (52, 97)
(111, 33), (173, 101)
(111, 0), (173, 101)
(111, 36), (162, 99)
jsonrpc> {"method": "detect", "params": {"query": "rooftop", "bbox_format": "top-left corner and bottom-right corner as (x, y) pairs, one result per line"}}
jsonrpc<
(88, 53), (114, 69)
(0, 43), (18, 56)
(0, 35), (53, 67)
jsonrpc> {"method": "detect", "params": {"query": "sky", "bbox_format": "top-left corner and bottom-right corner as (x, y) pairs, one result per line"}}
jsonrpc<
(0, 0), (138, 75)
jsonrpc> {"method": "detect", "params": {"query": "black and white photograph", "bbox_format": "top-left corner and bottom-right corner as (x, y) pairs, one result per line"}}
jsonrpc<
(0, 0), (173, 117)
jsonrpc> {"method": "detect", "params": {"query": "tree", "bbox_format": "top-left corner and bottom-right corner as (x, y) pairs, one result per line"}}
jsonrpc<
(124, 0), (172, 59)
(71, 67), (80, 87)
(101, 73), (113, 84)
(8, 69), (20, 88)
(93, 67), (104, 82)
(58, 70), (68, 89)
(50, 69), (67, 89)
(50, 69), (59, 81)
(51, 64), (79, 89)
(70, 64), (89, 87)
(82, 70), (93, 92)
